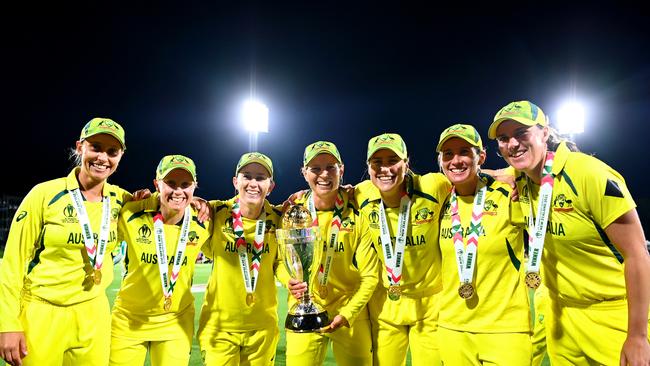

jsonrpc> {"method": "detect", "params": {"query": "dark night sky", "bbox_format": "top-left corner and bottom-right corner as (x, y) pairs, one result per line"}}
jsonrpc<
(3, 5), (650, 226)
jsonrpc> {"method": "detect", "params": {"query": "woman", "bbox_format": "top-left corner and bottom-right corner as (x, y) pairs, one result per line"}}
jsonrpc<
(354, 133), (450, 366)
(280, 141), (379, 366)
(489, 100), (650, 365)
(110, 154), (211, 366)
(0, 118), (130, 366)
(197, 152), (282, 366)
(435, 124), (531, 365)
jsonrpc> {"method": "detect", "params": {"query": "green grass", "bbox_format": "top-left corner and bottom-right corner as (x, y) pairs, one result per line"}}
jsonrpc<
(0, 262), (548, 366)
(106, 263), (339, 366)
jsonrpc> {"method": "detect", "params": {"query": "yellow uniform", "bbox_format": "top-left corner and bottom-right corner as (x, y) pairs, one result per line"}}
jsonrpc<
(110, 195), (212, 366)
(355, 172), (449, 366)
(531, 284), (548, 366)
(198, 198), (282, 366)
(438, 176), (531, 365)
(516, 141), (646, 365)
(277, 190), (379, 366)
(0, 168), (129, 365)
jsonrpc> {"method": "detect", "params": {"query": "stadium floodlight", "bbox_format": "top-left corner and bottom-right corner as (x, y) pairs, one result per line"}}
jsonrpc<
(242, 99), (269, 133)
(556, 101), (585, 136)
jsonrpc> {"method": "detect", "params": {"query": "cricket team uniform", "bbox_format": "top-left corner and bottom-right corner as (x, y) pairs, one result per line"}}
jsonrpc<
(515, 141), (648, 365)
(277, 190), (379, 366)
(354, 172), (449, 366)
(531, 284), (548, 366)
(197, 198), (282, 366)
(0, 168), (129, 365)
(437, 176), (531, 365)
(110, 195), (212, 366)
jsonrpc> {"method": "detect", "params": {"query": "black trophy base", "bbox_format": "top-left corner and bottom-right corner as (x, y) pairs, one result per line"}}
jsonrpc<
(285, 311), (329, 333)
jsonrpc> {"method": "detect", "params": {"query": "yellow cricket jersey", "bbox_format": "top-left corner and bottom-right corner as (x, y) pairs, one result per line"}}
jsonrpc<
(354, 172), (450, 295)
(516, 142), (636, 302)
(0, 168), (130, 332)
(277, 189), (379, 325)
(113, 195), (212, 316)
(198, 197), (282, 332)
(438, 175), (530, 333)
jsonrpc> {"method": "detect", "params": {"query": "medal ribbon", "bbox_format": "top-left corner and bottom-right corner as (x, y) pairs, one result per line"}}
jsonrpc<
(232, 197), (266, 295)
(153, 206), (191, 301)
(449, 182), (487, 285)
(526, 152), (555, 274)
(378, 192), (411, 286)
(69, 189), (111, 273)
(307, 190), (344, 287)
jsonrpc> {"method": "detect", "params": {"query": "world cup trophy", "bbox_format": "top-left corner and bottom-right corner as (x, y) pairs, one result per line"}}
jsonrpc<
(276, 204), (330, 332)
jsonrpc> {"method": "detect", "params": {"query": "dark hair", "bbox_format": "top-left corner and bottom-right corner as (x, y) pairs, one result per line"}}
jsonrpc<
(546, 126), (580, 152)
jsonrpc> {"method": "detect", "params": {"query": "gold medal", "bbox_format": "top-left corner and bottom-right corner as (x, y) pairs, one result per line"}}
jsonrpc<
(93, 269), (102, 285)
(388, 285), (401, 301)
(163, 296), (172, 311)
(525, 272), (541, 289)
(458, 283), (475, 299)
(319, 285), (328, 298)
(246, 293), (256, 306)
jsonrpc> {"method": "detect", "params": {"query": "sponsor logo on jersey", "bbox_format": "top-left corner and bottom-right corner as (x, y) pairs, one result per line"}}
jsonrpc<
(16, 211), (27, 222)
(552, 194), (574, 212)
(136, 224), (153, 244)
(62, 204), (79, 223)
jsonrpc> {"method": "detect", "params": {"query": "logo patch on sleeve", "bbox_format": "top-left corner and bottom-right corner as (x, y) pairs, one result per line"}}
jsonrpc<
(605, 179), (624, 198)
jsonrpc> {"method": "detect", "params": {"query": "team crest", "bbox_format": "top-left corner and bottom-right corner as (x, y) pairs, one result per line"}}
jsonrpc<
(265, 219), (276, 233)
(341, 216), (355, 232)
(520, 185), (530, 204)
(483, 200), (498, 216)
(62, 204), (78, 223)
(111, 208), (120, 220)
(415, 207), (434, 224)
(223, 217), (235, 234)
(553, 194), (574, 212)
(136, 224), (153, 244)
(187, 230), (199, 246)
(442, 202), (451, 219)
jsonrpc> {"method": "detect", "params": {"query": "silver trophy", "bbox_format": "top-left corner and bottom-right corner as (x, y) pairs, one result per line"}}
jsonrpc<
(276, 204), (329, 332)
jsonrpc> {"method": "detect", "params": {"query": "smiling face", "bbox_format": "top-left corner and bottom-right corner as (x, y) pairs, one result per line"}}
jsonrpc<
(155, 168), (196, 214)
(495, 120), (549, 179)
(302, 153), (343, 199)
(368, 149), (409, 197)
(439, 137), (485, 194)
(75, 133), (124, 184)
(233, 162), (275, 207)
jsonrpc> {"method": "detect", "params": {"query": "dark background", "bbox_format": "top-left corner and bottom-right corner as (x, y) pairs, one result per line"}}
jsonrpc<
(2, 4), (650, 228)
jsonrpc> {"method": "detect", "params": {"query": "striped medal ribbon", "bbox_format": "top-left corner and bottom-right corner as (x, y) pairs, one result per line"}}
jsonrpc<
(525, 152), (555, 289)
(153, 206), (191, 311)
(232, 197), (266, 306)
(307, 190), (345, 298)
(68, 189), (111, 285)
(449, 181), (487, 299)
(378, 191), (411, 301)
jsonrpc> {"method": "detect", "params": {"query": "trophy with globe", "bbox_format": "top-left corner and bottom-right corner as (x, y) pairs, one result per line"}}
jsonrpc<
(276, 204), (330, 332)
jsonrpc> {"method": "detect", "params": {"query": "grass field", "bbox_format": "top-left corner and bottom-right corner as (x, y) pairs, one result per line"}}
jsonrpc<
(0, 261), (548, 366)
